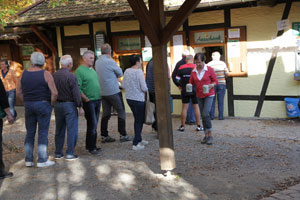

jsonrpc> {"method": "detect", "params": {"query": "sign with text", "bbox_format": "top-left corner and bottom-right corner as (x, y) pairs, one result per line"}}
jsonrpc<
(117, 37), (141, 51)
(292, 22), (300, 36)
(193, 31), (224, 44)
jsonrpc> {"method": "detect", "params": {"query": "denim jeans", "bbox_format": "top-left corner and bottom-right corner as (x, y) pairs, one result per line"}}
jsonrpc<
(198, 97), (214, 133)
(7, 89), (16, 118)
(101, 92), (127, 137)
(83, 100), (101, 151)
(24, 101), (52, 163)
(186, 99), (196, 123)
(0, 119), (5, 172)
(210, 84), (226, 119)
(127, 99), (145, 146)
(54, 102), (78, 156)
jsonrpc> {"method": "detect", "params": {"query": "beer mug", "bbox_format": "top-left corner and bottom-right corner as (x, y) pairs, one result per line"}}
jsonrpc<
(203, 85), (209, 94)
(186, 83), (193, 93)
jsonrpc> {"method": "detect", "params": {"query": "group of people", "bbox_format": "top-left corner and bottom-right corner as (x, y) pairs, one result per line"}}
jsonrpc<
(15, 43), (147, 168)
(172, 50), (228, 145)
(0, 43), (228, 175)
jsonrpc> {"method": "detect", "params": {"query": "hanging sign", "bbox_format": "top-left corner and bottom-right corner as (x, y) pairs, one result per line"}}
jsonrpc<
(193, 31), (224, 44)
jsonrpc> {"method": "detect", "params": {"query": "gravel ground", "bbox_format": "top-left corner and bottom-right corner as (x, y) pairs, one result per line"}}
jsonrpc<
(0, 106), (300, 200)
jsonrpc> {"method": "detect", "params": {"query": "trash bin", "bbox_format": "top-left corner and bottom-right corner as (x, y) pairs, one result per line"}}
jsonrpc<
(284, 98), (300, 117)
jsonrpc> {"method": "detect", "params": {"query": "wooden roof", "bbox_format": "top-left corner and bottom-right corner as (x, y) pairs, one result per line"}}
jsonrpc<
(11, 0), (257, 26)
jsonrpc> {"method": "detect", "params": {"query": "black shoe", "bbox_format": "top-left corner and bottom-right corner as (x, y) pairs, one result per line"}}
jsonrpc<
(120, 135), (132, 142)
(101, 136), (116, 143)
(206, 136), (213, 145)
(201, 136), (208, 144)
(89, 148), (101, 155)
(177, 125), (184, 132)
(0, 172), (13, 179)
(55, 154), (64, 159)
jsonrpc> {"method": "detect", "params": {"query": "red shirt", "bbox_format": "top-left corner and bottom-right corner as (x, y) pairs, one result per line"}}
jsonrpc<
(189, 65), (218, 98)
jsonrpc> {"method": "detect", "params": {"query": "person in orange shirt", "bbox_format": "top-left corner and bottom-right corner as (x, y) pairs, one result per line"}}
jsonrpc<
(0, 59), (18, 119)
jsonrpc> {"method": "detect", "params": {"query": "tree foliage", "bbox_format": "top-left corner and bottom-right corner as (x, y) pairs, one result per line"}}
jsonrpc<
(0, 0), (69, 28)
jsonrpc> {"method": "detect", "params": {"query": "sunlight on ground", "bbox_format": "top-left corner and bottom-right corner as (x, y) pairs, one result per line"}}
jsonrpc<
(0, 158), (207, 200)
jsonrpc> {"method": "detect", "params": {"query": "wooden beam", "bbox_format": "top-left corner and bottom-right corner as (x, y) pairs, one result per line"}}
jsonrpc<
(60, 26), (65, 55)
(161, 0), (201, 44)
(88, 23), (95, 52)
(30, 25), (58, 55)
(127, 0), (160, 46)
(254, 0), (292, 117)
(224, 7), (234, 117)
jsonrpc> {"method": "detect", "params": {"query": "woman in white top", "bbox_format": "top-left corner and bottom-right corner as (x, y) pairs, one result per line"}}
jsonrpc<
(122, 55), (148, 151)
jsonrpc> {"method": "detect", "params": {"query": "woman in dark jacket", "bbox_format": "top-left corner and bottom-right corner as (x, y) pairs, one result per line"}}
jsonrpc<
(0, 78), (14, 179)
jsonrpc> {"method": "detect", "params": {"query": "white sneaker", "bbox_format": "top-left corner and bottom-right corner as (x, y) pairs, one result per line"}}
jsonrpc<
(25, 162), (34, 167)
(140, 140), (149, 145)
(37, 160), (55, 168)
(132, 143), (144, 151)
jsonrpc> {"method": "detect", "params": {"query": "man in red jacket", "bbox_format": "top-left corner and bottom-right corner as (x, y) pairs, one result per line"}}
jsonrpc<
(175, 55), (203, 132)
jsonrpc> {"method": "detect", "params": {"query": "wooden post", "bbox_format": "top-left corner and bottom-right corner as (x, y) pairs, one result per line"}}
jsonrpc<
(152, 45), (175, 170)
(127, 0), (201, 171)
(255, 0), (292, 117)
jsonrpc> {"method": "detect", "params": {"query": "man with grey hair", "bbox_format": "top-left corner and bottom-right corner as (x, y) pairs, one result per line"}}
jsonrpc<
(53, 55), (82, 160)
(18, 51), (58, 167)
(95, 43), (131, 143)
(75, 50), (101, 155)
(172, 48), (198, 126)
(208, 51), (228, 120)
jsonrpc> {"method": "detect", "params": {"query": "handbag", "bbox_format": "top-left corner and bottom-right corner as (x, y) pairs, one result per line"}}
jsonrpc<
(144, 92), (155, 125)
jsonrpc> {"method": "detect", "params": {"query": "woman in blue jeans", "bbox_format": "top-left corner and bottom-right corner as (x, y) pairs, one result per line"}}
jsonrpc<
(190, 53), (218, 145)
(122, 54), (148, 151)
(17, 52), (58, 167)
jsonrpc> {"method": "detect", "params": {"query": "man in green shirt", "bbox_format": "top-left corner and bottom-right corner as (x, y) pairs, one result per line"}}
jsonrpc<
(75, 50), (101, 155)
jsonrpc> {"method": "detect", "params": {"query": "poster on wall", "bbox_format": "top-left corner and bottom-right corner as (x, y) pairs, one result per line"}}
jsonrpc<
(228, 28), (240, 39)
(173, 34), (184, 65)
(80, 48), (88, 55)
(228, 40), (240, 58)
(142, 47), (152, 62)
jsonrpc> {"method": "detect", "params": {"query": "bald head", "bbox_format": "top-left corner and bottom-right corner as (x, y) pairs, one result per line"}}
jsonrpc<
(185, 55), (194, 64)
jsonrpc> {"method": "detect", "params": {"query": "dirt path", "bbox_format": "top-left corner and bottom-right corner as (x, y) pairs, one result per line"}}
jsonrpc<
(0, 107), (300, 200)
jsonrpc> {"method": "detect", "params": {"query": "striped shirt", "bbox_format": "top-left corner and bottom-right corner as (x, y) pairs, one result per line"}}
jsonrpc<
(53, 68), (82, 107)
(207, 60), (228, 85)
